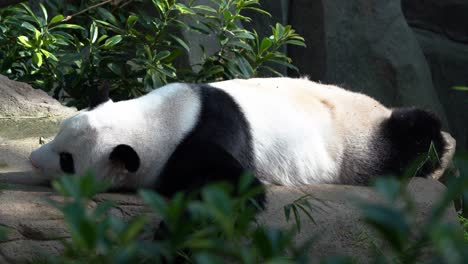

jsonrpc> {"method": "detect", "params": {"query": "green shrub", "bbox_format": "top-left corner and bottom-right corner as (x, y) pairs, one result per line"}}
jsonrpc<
(47, 172), (311, 263)
(0, 0), (304, 108)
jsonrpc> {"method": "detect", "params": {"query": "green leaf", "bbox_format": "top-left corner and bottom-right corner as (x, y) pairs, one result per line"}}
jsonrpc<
(126, 15), (138, 29)
(154, 50), (171, 62)
(234, 31), (255, 40)
(20, 3), (40, 25)
(17, 36), (32, 48)
(202, 186), (231, 215)
(192, 5), (217, 13)
(40, 49), (58, 61)
(295, 203), (317, 225)
(51, 24), (85, 30)
(119, 216), (147, 243)
(206, 65), (224, 76)
(49, 14), (64, 25)
(259, 38), (272, 53)
(34, 29), (40, 41)
(97, 7), (118, 25)
(169, 34), (190, 52)
(374, 178), (401, 202)
(90, 22), (98, 44)
(244, 7), (271, 16)
(79, 219), (97, 249)
(286, 39), (306, 47)
(284, 204), (292, 222)
(453, 86), (468, 91)
(139, 189), (167, 216)
(361, 204), (410, 251)
(227, 41), (253, 51)
(33, 52), (43, 67)
(292, 206), (301, 232)
(174, 3), (195, 15)
(101, 35), (123, 49)
(20, 22), (37, 32)
(39, 3), (48, 22)
(94, 19), (123, 33)
(107, 62), (122, 75)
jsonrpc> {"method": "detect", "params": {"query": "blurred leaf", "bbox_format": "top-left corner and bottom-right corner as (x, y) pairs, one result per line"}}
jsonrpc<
(119, 216), (147, 243)
(101, 35), (122, 49)
(453, 86), (468, 91)
(169, 34), (190, 52)
(49, 14), (64, 25)
(361, 204), (410, 251)
(174, 3), (195, 15)
(374, 178), (402, 202)
(139, 189), (167, 216)
(90, 22), (98, 44)
(20, 21), (36, 32)
(50, 24), (85, 30)
(32, 52), (43, 67)
(17, 36), (32, 47)
(39, 3), (48, 22)
(126, 15), (138, 29)
(192, 5), (217, 13)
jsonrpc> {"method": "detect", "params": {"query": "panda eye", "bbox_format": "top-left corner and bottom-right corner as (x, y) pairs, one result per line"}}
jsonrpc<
(59, 152), (75, 174)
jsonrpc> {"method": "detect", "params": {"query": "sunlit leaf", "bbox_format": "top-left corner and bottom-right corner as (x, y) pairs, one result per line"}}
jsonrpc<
(49, 14), (64, 25)
(32, 52), (43, 67)
(101, 35), (123, 48)
(17, 36), (32, 48)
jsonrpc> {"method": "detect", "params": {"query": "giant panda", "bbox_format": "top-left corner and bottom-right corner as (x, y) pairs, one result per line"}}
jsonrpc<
(30, 77), (452, 200)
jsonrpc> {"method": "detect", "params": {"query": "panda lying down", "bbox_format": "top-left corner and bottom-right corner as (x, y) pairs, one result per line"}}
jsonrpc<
(30, 77), (451, 198)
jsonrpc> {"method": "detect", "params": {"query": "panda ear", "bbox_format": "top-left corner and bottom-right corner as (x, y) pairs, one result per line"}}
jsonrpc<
(109, 144), (140, 173)
(89, 81), (110, 109)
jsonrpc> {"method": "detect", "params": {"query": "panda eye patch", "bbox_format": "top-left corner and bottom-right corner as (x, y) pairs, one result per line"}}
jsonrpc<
(59, 152), (75, 174)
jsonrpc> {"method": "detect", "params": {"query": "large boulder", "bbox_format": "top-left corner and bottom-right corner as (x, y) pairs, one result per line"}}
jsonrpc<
(401, 0), (468, 149)
(402, 0), (468, 43)
(412, 29), (468, 151)
(0, 74), (76, 185)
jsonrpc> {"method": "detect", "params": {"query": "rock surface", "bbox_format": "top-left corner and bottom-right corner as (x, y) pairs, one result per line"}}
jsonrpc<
(0, 74), (75, 118)
(414, 29), (468, 152)
(0, 74), (77, 185)
(402, 0), (468, 43)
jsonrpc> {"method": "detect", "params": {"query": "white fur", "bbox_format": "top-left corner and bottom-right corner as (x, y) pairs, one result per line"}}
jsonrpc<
(210, 78), (391, 185)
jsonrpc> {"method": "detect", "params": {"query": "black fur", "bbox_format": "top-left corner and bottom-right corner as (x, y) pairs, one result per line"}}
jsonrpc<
(109, 144), (141, 172)
(379, 107), (446, 177)
(154, 84), (264, 206)
(89, 82), (110, 109)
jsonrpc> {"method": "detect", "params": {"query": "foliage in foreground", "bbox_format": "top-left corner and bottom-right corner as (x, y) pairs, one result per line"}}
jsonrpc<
(0, 0), (305, 108)
(36, 155), (468, 264)
(47, 172), (310, 263)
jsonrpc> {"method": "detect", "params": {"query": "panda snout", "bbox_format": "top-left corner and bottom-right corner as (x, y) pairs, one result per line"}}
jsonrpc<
(30, 155), (41, 170)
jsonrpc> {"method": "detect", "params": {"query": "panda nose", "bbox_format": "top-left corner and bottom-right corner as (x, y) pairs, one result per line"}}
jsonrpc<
(30, 155), (41, 169)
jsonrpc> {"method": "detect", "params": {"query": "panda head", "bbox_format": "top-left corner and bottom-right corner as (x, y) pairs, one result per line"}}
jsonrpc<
(30, 90), (142, 188)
